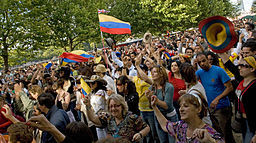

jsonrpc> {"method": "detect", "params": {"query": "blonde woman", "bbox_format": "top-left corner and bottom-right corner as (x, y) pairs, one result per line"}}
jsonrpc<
(84, 94), (150, 142)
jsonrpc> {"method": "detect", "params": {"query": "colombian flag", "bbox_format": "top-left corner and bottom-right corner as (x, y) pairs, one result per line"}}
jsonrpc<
(80, 78), (91, 98)
(98, 14), (131, 34)
(42, 62), (52, 70)
(59, 50), (94, 63)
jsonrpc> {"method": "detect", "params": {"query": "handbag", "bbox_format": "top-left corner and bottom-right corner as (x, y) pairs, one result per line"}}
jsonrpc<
(231, 80), (256, 133)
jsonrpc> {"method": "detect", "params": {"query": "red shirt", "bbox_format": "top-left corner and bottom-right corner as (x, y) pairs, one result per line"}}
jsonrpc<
(0, 107), (24, 134)
(168, 72), (186, 101)
(0, 107), (12, 134)
(235, 80), (246, 113)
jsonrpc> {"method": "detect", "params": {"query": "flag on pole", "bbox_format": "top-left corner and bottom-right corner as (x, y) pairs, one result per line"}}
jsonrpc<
(98, 9), (110, 14)
(98, 14), (131, 34)
(80, 78), (91, 98)
(42, 62), (52, 70)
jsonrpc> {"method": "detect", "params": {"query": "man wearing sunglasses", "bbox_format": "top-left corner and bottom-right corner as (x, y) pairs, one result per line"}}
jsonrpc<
(123, 56), (137, 77)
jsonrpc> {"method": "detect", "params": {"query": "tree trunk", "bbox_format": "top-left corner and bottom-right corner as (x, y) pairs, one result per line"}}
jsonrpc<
(2, 45), (9, 72)
(70, 38), (73, 51)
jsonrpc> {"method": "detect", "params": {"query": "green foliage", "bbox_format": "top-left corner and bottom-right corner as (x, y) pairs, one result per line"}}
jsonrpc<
(252, 1), (256, 13)
(0, 0), (239, 70)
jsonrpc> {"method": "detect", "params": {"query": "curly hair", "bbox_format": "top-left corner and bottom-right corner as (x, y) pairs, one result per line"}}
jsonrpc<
(7, 122), (33, 143)
(106, 94), (129, 117)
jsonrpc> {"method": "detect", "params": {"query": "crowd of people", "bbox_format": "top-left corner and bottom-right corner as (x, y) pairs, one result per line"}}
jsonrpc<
(0, 18), (256, 143)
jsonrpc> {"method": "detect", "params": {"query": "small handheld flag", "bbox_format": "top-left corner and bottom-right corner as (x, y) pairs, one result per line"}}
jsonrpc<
(167, 31), (170, 37)
(80, 78), (91, 98)
(42, 62), (52, 70)
(164, 51), (172, 60)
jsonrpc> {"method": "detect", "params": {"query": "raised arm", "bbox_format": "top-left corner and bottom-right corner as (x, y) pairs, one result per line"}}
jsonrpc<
(31, 64), (42, 84)
(151, 95), (168, 132)
(83, 96), (102, 126)
(27, 115), (68, 143)
(135, 54), (153, 85)
(1, 105), (20, 124)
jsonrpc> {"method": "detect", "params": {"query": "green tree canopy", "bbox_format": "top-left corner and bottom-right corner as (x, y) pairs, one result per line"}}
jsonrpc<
(1, 0), (239, 70)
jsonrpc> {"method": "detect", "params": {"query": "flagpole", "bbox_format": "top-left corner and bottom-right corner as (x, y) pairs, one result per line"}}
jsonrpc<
(98, 10), (108, 69)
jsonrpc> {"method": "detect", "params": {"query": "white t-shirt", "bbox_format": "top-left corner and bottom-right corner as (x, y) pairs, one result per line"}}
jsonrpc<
(90, 90), (107, 114)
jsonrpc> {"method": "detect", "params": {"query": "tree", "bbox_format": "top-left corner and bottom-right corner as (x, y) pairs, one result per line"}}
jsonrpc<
(39, 0), (109, 52)
(140, 0), (239, 33)
(0, 0), (29, 71)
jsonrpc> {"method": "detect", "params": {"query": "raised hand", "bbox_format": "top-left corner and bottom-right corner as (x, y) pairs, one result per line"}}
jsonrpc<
(1, 104), (13, 119)
(83, 95), (91, 107)
(192, 129), (216, 143)
(151, 95), (158, 107)
(135, 54), (142, 67)
(26, 114), (55, 132)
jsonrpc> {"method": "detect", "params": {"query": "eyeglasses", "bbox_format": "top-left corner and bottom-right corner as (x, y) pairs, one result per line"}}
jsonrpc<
(238, 64), (251, 68)
(109, 104), (121, 109)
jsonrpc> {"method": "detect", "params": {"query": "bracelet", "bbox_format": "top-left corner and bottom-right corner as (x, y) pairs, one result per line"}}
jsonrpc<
(139, 132), (143, 138)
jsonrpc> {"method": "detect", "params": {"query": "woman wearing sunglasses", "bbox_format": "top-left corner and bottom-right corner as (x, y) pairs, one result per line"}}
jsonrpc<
(236, 56), (256, 143)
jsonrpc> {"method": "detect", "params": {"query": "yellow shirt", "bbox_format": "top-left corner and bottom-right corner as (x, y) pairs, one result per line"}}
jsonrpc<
(133, 76), (153, 112)
(218, 53), (238, 79)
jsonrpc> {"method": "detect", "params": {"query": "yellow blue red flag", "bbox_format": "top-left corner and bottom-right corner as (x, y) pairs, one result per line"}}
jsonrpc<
(42, 62), (52, 70)
(98, 14), (131, 34)
(80, 78), (91, 98)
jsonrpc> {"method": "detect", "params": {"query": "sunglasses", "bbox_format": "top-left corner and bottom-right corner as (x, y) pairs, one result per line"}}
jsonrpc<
(238, 64), (251, 68)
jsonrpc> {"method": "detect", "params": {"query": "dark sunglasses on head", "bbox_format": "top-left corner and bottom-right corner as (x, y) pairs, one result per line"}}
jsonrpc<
(238, 64), (251, 68)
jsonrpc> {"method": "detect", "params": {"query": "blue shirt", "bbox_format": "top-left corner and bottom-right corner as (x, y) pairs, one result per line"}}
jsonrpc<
(196, 65), (231, 109)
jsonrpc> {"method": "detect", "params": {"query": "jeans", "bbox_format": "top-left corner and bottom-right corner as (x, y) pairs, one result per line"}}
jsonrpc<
(141, 111), (158, 143)
(242, 120), (254, 143)
(210, 107), (235, 143)
(154, 112), (178, 143)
